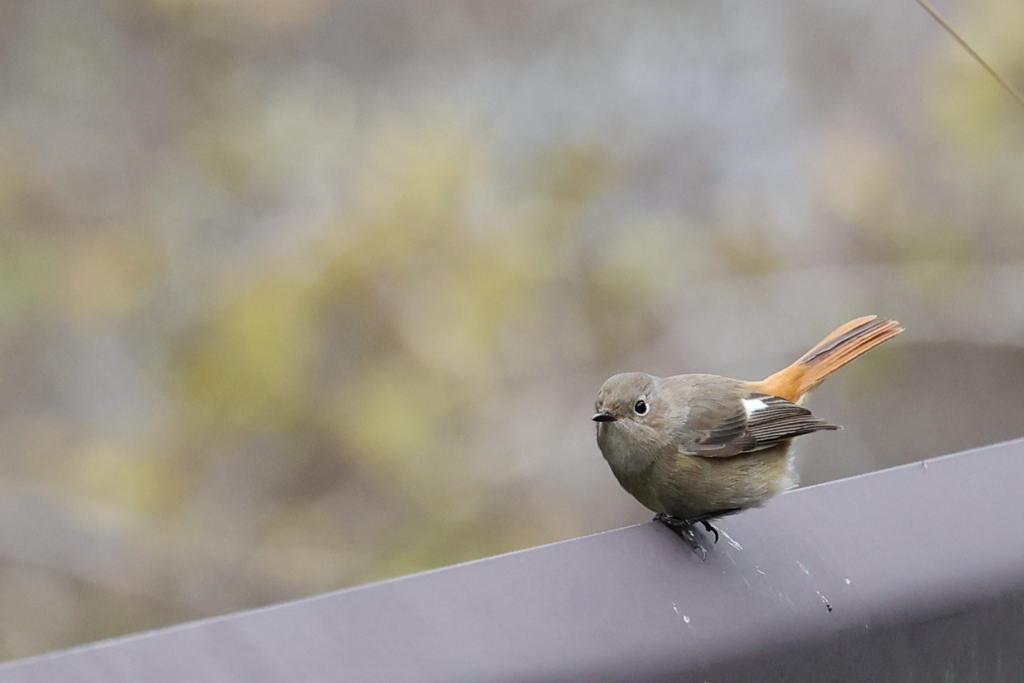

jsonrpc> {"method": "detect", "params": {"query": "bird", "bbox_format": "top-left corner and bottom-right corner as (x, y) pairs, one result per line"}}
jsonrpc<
(592, 315), (903, 557)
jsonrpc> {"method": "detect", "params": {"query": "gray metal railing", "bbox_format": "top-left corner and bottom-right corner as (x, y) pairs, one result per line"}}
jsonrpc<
(2, 439), (1023, 682)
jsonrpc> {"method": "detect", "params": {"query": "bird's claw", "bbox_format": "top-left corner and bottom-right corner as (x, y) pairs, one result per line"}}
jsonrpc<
(701, 520), (720, 544)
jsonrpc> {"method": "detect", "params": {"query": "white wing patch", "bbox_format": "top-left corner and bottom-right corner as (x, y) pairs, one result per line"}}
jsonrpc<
(741, 397), (769, 416)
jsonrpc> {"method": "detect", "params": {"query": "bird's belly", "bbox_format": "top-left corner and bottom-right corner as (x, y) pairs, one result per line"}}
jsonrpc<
(651, 443), (797, 520)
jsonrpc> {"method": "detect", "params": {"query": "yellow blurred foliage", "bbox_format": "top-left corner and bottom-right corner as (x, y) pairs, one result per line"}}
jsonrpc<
(74, 442), (184, 516)
(331, 359), (458, 483)
(166, 114), (622, 581)
(177, 272), (318, 431)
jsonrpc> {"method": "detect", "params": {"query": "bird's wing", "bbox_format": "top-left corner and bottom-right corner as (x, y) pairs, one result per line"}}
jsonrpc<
(680, 393), (840, 458)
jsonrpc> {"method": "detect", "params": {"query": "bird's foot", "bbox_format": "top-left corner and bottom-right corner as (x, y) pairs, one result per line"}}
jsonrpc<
(654, 509), (745, 559)
(653, 513), (709, 561)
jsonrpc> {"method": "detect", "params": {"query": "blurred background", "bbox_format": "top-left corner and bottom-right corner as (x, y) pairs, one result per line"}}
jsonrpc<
(0, 0), (1022, 662)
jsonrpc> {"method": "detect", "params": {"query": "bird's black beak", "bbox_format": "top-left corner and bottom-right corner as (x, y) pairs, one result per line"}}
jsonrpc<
(592, 411), (617, 422)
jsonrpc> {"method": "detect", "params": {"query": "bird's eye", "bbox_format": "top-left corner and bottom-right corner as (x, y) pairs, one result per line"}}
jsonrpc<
(633, 399), (648, 416)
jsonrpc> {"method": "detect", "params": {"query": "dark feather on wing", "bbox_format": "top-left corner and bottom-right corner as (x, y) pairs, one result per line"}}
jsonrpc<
(689, 393), (839, 457)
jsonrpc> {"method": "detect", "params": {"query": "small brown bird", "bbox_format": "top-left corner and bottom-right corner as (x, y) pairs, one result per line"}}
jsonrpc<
(593, 315), (903, 556)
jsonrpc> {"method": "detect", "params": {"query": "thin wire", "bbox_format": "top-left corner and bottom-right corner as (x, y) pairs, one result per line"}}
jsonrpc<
(914, 0), (1024, 112)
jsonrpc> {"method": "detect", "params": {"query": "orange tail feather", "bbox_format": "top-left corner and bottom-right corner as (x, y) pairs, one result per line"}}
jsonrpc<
(755, 315), (904, 403)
